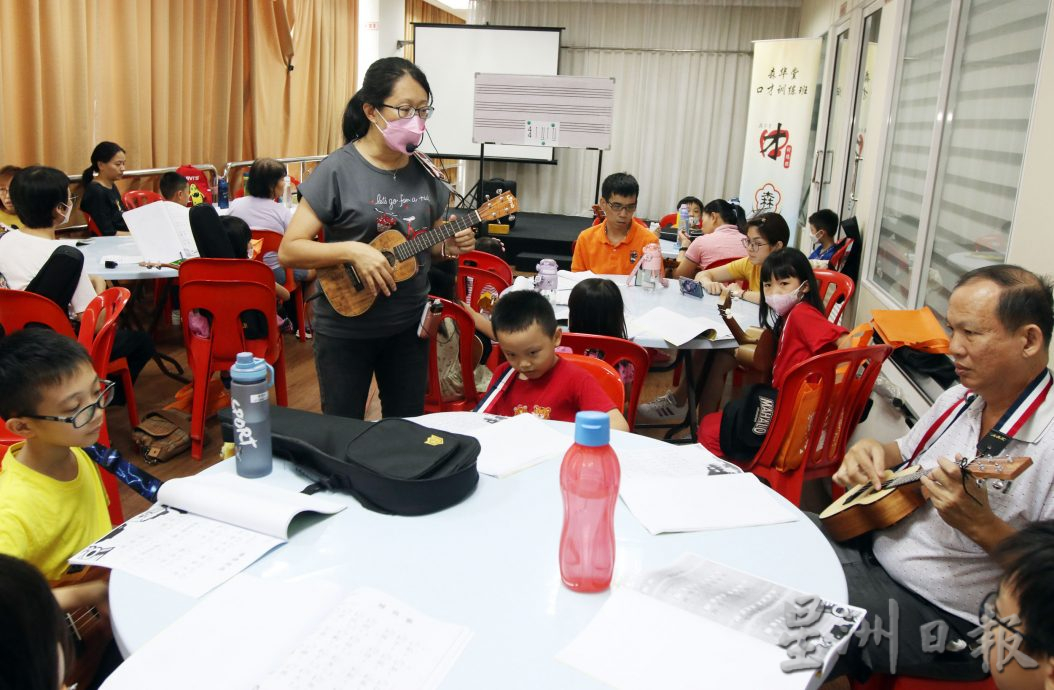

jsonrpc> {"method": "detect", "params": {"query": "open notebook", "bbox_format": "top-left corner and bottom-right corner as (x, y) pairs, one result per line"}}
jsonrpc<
(69, 473), (344, 597)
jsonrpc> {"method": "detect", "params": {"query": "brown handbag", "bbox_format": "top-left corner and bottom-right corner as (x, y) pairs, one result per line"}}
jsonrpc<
(132, 410), (192, 464)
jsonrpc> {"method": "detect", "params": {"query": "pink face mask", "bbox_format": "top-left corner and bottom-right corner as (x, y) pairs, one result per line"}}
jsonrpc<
(375, 112), (425, 154)
(766, 283), (805, 318)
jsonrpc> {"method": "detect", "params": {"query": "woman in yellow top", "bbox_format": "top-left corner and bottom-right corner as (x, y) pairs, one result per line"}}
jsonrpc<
(694, 212), (789, 303)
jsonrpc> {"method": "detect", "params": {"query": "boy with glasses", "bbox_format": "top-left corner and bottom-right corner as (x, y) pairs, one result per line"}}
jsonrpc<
(571, 172), (659, 274)
(0, 329), (116, 612)
(983, 520), (1054, 690)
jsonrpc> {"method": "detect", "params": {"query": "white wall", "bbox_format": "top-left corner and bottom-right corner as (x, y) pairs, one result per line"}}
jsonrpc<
(358, 0), (407, 88)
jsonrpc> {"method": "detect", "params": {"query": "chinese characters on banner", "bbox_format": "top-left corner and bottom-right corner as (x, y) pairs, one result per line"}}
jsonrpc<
(738, 38), (823, 233)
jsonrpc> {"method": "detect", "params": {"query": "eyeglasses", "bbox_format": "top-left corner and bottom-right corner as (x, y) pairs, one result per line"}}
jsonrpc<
(381, 104), (435, 120)
(979, 590), (1028, 640)
(23, 380), (116, 429)
(606, 202), (637, 215)
(742, 238), (769, 251)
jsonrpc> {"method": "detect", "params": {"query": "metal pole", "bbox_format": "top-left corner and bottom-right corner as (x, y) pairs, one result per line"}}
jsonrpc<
(594, 149), (604, 203)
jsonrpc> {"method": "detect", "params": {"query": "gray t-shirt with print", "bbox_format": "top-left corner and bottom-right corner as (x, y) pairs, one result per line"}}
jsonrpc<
(299, 142), (448, 339)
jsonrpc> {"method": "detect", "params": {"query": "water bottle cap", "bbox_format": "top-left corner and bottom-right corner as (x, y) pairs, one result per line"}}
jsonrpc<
(574, 411), (610, 446)
(230, 352), (269, 383)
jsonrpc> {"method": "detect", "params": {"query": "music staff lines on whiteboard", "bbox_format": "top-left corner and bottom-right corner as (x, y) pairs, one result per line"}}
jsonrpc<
(475, 103), (600, 116)
(477, 85), (613, 98)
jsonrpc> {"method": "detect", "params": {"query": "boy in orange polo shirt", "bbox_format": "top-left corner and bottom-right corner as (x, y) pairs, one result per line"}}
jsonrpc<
(571, 173), (659, 274)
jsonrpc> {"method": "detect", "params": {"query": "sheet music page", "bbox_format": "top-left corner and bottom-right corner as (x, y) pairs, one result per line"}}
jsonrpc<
(69, 504), (284, 598)
(256, 588), (472, 690)
(558, 555), (865, 690)
(470, 413), (572, 478)
(125, 201), (198, 262)
(617, 447), (796, 534)
(404, 411), (501, 436)
(101, 574), (343, 690)
(627, 307), (732, 346)
(157, 473), (345, 540)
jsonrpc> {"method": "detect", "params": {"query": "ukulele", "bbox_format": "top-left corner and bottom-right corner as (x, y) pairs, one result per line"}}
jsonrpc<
(52, 565), (112, 690)
(317, 192), (519, 317)
(819, 455), (1033, 542)
(718, 292), (776, 373)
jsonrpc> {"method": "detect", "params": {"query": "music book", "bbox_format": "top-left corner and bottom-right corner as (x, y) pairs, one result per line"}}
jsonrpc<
(69, 472), (344, 597)
(616, 447), (797, 534)
(627, 306), (732, 346)
(123, 200), (199, 263)
(558, 555), (865, 690)
(101, 575), (472, 690)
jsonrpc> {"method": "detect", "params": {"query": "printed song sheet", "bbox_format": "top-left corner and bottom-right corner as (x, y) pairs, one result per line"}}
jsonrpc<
(69, 473), (344, 597)
(470, 413), (571, 478)
(627, 306), (732, 346)
(102, 576), (472, 690)
(617, 446), (796, 534)
(69, 504), (284, 598)
(256, 588), (472, 690)
(558, 555), (865, 690)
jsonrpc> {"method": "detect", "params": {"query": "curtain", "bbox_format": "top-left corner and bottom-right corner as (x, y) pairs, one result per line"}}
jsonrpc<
(466, 0), (800, 219)
(404, 0), (466, 61)
(250, 0), (358, 159)
(0, 0), (356, 176)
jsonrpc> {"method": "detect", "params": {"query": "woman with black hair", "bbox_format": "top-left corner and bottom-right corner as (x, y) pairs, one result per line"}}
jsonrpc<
(697, 248), (848, 459)
(0, 554), (71, 690)
(673, 198), (747, 277)
(79, 141), (128, 236)
(279, 57), (475, 419)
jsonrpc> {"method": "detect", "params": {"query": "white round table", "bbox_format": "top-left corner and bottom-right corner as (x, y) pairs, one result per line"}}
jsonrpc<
(77, 236), (178, 280)
(109, 415), (846, 689)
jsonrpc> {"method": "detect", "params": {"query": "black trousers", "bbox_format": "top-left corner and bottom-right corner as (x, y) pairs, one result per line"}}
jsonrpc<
(809, 514), (988, 682)
(110, 329), (155, 405)
(313, 324), (428, 420)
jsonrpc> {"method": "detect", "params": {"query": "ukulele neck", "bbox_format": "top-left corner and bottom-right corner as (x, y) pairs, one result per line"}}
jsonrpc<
(393, 211), (481, 262)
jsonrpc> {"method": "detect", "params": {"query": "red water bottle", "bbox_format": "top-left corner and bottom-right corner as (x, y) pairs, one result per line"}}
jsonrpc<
(559, 411), (620, 592)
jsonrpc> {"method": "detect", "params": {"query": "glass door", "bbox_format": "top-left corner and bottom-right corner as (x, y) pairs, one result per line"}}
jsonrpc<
(808, 3), (885, 222)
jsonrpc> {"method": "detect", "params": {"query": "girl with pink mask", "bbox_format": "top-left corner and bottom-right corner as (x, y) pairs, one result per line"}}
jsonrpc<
(697, 248), (848, 460)
(278, 58), (475, 420)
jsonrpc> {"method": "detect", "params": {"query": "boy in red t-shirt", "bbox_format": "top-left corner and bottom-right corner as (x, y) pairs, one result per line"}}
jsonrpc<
(477, 291), (629, 432)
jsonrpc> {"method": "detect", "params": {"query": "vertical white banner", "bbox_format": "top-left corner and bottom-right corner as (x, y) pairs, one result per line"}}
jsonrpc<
(738, 38), (823, 233)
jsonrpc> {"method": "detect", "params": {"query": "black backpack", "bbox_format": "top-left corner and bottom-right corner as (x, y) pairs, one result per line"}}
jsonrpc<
(220, 407), (479, 516)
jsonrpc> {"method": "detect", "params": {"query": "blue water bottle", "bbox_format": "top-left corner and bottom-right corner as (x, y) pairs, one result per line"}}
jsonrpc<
(217, 178), (229, 209)
(229, 352), (273, 478)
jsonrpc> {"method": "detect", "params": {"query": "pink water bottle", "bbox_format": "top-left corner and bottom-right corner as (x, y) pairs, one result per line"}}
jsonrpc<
(559, 411), (620, 592)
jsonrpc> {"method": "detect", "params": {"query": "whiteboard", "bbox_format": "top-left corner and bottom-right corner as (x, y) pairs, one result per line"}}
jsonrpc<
(413, 24), (561, 162)
(473, 73), (614, 151)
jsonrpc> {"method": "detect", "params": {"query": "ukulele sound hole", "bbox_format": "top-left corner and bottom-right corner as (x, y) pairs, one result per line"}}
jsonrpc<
(383, 251), (397, 267)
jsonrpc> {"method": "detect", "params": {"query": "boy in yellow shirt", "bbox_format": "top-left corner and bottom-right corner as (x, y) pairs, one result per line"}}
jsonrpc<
(0, 329), (115, 611)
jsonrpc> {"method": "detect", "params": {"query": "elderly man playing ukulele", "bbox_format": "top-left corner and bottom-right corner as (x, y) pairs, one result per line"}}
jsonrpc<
(821, 265), (1054, 683)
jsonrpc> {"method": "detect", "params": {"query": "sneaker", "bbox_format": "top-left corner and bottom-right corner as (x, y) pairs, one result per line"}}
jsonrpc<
(636, 390), (687, 424)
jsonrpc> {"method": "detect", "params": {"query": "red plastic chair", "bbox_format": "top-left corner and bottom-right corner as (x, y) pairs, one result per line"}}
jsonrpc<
(559, 332), (649, 429)
(742, 344), (892, 506)
(560, 353), (625, 412)
(458, 250), (513, 285)
(424, 297), (483, 413)
(0, 288), (77, 337)
(814, 268), (856, 324)
(178, 258), (288, 459)
(122, 190), (162, 209)
(78, 287), (139, 428)
(82, 211), (103, 237)
(458, 265), (511, 314)
(851, 675), (996, 690)
(251, 229), (307, 342)
(659, 212), (678, 228)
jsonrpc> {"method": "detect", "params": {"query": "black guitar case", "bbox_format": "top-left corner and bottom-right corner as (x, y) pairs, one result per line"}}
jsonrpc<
(220, 407), (479, 516)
